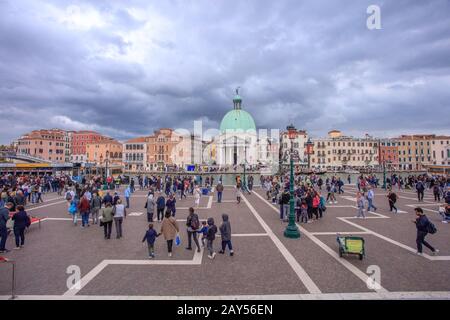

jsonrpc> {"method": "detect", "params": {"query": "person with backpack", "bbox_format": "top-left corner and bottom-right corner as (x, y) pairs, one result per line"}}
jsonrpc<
(185, 207), (201, 252)
(90, 192), (102, 225)
(206, 217), (218, 259)
(413, 207), (439, 256)
(156, 193), (166, 222)
(416, 180), (425, 202)
(219, 213), (233, 256)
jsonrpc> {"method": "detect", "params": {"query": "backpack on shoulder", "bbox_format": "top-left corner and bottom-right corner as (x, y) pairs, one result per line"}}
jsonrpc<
(427, 221), (437, 234)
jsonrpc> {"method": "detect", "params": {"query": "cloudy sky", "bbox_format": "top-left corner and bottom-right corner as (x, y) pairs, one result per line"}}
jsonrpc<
(0, 0), (449, 144)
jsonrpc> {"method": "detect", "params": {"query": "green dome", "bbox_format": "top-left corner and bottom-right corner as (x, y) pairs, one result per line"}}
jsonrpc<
(220, 109), (256, 133)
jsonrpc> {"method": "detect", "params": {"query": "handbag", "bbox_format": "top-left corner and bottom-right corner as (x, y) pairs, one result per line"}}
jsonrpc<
(175, 233), (181, 246)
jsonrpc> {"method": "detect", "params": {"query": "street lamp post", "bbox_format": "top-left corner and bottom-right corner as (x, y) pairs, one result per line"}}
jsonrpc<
(382, 160), (387, 189)
(305, 138), (314, 170)
(284, 124), (301, 239)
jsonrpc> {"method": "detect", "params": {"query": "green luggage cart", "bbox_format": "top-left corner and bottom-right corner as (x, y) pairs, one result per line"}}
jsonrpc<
(337, 235), (365, 260)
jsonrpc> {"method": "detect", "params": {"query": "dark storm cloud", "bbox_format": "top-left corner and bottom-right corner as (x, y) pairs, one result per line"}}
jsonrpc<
(0, 0), (449, 144)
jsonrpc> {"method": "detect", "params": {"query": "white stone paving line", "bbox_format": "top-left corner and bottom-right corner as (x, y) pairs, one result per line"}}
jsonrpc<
(241, 193), (321, 294)
(3, 291), (450, 300)
(252, 191), (387, 293)
(63, 248), (205, 296)
(25, 200), (68, 212)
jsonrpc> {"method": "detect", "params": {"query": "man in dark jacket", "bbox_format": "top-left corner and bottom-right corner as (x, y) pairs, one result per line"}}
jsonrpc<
(219, 213), (233, 256)
(206, 217), (217, 259)
(186, 207), (201, 252)
(413, 207), (439, 256)
(0, 202), (13, 253)
(156, 193), (166, 222)
(103, 192), (113, 206)
(416, 181), (425, 202)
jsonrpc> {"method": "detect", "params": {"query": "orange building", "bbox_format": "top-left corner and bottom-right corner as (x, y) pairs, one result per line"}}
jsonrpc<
(145, 129), (181, 169)
(86, 139), (123, 166)
(17, 129), (67, 163)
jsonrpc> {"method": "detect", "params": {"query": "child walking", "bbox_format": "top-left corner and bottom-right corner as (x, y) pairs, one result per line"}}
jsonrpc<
(206, 217), (218, 259)
(197, 221), (208, 247)
(300, 200), (308, 223)
(236, 184), (242, 204)
(219, 214), (234, 256)
(142, 224), (161, 259)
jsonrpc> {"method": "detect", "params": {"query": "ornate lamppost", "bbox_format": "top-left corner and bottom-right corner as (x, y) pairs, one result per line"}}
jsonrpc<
(284, 124), (301, 239)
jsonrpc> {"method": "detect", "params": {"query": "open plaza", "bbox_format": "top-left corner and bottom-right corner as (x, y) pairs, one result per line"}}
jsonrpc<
(1, 181), (449, 300)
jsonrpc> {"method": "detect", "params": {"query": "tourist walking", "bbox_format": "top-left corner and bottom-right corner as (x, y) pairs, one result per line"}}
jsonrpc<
(206, 217), (217, 259)
(11, 205), (30, 250)
(78, 194), (91, 228)
(186, 207), (201, 252)
(113, 199), (126, 239)
(166, 194), (177, 217)
(90, 192), (102, 225)
(0, 202), (13, 253)
(355, 192), (366, 218)
(101, 203), (114, 239)
(156, 193), (166, 222)
(413, 207), (439, 256)
(219, 214), (233, 256)
(416, 180), (425, 202)
(387, 190), (398, 213)
(124, 185), (131, 208)
(194, 186), (201, 208)
(367, 187), (377, 212)
(216, 182), (224, 203)
(145, 192), (155, 222)
(236, 184), (242, 204)
(160, 210), (179, 257)
(142, 223), (161, 259)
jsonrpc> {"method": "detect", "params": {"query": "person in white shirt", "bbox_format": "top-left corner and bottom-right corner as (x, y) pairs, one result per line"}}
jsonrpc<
(194, 186), (201, 208)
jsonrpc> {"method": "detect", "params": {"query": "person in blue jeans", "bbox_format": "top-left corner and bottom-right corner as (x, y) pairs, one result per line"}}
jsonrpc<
(367, 187), (377, 212)
(124, 186), (131, 208)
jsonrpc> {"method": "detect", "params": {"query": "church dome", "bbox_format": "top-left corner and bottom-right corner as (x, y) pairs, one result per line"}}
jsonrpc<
(220, 89), (256, 133)
(220, 109), (256, 133)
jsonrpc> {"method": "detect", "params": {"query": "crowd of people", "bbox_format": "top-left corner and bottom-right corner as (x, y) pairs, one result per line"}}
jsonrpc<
(1, 171), (449, 259)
